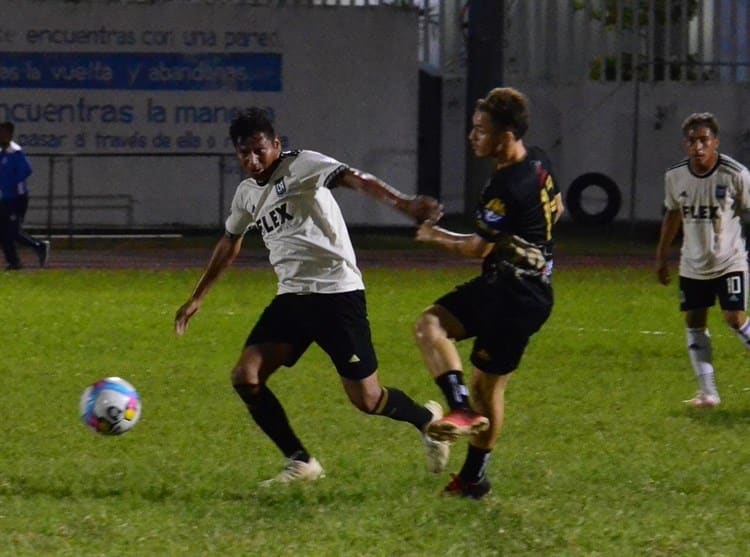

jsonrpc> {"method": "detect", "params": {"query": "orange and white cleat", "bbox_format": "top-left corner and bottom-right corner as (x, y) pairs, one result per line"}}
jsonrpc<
(426, 408), (489, 443)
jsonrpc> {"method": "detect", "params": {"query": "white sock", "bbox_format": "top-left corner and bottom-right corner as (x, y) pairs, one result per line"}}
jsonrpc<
(734, 318), (750, 350)
(686, 328), (718, 397)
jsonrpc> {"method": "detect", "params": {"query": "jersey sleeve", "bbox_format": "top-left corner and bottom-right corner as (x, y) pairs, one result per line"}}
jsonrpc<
(663, 171), (679, 211)
(737, 166), (750, 212)
(475, 187), (510, 242)
(224, 182), (255, 237)
(291, 150), (349, 189)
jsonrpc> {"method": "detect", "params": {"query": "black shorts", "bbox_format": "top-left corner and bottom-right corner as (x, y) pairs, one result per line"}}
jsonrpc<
(436, 275), (553, 375)
(679, 271), (748, 312)
(245, 290), (378, 380)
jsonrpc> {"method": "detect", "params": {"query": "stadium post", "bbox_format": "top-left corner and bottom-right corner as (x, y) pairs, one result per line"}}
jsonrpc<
(464, 0), (504, 219)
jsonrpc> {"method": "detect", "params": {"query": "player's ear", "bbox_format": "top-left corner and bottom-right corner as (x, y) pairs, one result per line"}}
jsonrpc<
(273, 136), (282, 150)
(497, 129), (515, 149)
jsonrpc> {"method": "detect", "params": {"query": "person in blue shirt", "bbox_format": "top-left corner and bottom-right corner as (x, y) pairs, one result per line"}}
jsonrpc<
(0, 122), (50, 270)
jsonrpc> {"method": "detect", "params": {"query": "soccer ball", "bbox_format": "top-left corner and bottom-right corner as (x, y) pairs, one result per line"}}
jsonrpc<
(80, 377), (142, 435)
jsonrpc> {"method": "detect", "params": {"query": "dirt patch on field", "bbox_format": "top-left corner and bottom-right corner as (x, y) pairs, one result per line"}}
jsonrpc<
(9, 244), (653, 271)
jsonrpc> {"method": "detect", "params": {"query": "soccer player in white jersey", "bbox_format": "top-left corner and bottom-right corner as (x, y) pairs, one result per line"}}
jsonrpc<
(175, 107), (450, 485)
(656, 112), (750, 408)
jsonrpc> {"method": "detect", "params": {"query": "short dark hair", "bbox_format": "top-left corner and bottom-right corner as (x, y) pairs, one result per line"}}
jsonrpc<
(0, 122), (14, 134)
(229, 108), (276, 146)
(681, 112), (719, 137)
(475, 87), (530, 139)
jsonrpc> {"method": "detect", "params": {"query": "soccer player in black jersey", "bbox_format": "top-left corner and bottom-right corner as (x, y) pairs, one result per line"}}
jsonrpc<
(414, 87), (564, 499)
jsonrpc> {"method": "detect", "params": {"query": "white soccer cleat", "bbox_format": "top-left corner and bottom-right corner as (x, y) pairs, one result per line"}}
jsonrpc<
(260, 456), (325, 487)
(684, 392), (721, 408)
(423, 401), (450, 474)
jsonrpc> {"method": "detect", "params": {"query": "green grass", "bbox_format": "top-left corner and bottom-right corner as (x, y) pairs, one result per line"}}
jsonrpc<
(2, 262), (750, 556)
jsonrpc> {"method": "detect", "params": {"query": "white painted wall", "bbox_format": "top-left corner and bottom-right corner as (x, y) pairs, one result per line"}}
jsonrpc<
(511, 81), (750, 222)
(503, 0), (750, 223)
(1, 2), (419, 228)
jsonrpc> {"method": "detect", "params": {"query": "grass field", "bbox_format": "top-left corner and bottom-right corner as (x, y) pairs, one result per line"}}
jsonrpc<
(3, 252), (750, 556)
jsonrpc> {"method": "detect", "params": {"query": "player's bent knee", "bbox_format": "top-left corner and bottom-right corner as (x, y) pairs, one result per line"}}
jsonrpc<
(354, 399), (375, 413)
(231, 366), (251, 386)
(414, 312), (444, 344)
(343, 391), (376, 413)
(233, 382), (263, 404)
(343, 381), (382, 414)
(231, 359), (267, 386)
(360, 388), (384, 413)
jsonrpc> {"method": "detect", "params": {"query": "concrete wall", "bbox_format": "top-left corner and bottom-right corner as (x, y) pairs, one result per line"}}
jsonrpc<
(1, 1), (419, 228)
(513, 81), (750, 223)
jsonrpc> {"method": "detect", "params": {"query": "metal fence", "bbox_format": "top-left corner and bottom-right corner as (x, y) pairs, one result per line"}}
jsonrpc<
(505, 0), (750, 84)
(26, 153), (232, 237)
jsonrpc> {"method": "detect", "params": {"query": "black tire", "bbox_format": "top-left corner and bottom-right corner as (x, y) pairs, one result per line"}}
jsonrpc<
(565, 173), (621, 226)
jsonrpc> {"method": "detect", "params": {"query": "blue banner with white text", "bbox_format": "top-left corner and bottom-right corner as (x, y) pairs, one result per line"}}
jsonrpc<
(0, 52), (282, 91)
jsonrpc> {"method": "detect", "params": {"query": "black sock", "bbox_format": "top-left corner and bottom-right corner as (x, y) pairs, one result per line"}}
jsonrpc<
(287, 449), (310, 463)
(233, 383), (309, 460)
(459, 444), (492, 483)
(435, 370), (471, 410)
(372, 387), (432, 431)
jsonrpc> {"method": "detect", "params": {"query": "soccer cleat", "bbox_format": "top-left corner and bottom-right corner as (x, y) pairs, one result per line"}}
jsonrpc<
(37, 240), (50, 268)
(442, 473), (492, 500)
(423, 400), (450, 473)
(259, 456), (325, 487)
(684, 392), (721, 408)
(426, 408), (489, 443)
(4, 262), (22, 271)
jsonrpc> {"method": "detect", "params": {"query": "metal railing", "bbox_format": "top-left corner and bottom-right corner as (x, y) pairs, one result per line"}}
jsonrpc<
(505, 0), (750, 84)
(27, 153), (233, 239)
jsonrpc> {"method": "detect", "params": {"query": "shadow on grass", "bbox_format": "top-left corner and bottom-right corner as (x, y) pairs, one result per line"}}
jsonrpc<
(0, 474), (419, 508)
(672, 406), (750, 427)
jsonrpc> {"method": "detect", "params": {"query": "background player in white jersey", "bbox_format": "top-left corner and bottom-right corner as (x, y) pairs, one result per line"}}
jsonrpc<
(656, 112), (750, 408)
(175, 107), (450, 485)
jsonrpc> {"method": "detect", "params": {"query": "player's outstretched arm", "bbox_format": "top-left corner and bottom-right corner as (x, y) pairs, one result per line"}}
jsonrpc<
(655, 209), (681, 286)
(416, 222), (493, 259)
(175, 233), (243, 336)
(335, 168), (443, 224)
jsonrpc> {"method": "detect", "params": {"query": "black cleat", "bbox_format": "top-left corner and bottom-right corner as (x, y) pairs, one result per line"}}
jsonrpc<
(37, 240), (50, 267)
(442, 473), (492, 500)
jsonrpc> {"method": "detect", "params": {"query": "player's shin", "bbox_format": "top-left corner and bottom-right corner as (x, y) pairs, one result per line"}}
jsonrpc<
(686, 328), (718, 397)
(233, 383), (309, 459)
(372, 386), (433, 430)
(733, 318), (750, 349)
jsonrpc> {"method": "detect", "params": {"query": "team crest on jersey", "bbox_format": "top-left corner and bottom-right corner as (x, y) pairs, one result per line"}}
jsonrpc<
(483, 198), (506, 222)
(486, 198), (506, 214)
(274, 178), (287, 196)
(715, 184), (727, 199)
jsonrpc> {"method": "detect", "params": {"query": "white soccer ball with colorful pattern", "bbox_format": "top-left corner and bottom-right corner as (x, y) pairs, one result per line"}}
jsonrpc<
(80, 377), (142, 435)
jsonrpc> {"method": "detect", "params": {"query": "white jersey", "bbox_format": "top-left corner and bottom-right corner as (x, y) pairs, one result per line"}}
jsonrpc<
(664, 153), (750, 279)
(225, 150), (365, 294)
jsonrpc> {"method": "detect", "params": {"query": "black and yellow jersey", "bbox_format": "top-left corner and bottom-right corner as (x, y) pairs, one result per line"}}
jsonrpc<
(474, 146), (560, 281)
